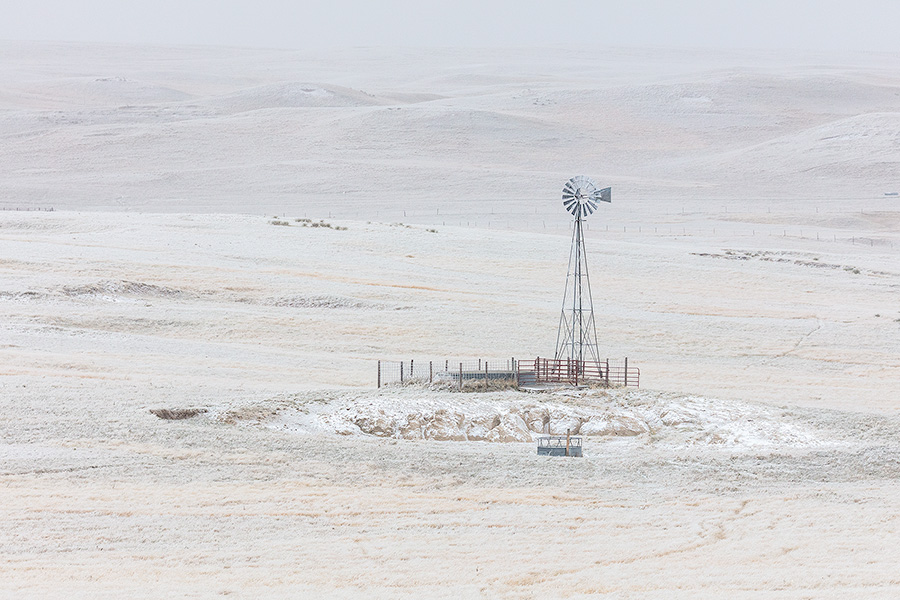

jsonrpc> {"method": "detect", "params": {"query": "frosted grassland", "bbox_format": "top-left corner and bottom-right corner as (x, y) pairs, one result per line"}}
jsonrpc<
(1, 43), (899, 598)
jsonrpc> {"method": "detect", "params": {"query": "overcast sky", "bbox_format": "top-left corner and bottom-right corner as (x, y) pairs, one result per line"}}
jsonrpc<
(3, 0), (900, 52)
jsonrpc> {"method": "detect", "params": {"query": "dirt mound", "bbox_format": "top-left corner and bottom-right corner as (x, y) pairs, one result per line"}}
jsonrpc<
(217, 388), (840, 448)
(149, 408), (207, 420)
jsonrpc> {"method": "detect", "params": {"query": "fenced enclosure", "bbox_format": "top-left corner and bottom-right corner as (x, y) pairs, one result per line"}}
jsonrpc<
(377, 357), (638, 389)
(377, 358), (519, 390)
(517, 357), (639, 388)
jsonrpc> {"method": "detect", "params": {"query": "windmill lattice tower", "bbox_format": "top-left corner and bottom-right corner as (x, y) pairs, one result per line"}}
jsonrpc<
(554, 176), (611, 364)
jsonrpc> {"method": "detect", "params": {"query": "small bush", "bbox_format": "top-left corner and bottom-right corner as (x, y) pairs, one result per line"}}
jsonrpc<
(303, 220), (347, 230)
(270, 220), (291, 226)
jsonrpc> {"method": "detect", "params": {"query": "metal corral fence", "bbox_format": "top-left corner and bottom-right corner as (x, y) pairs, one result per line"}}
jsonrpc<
(517, 357), (639, 388)
(377, 357), (638, 389)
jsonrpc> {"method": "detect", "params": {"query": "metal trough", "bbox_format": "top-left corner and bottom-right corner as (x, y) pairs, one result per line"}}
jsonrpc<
(536, 435), (582, 457)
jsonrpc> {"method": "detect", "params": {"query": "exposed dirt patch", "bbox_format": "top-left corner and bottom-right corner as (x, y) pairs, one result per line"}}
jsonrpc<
(149, 408), (208, 420)
(62, 280), (188, 299)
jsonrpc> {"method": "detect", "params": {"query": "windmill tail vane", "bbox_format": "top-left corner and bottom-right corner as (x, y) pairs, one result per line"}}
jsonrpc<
(554, 176), (610, 364)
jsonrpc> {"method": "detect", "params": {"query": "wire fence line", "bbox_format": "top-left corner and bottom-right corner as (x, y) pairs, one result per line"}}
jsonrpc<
(0, 207), (56, 212)
(287, 197), (900, 220)
(276, 207), (900, 247)
(292, 199), (900, 232)
(377, 358), (520, 389)
(432, 221), (898, 249)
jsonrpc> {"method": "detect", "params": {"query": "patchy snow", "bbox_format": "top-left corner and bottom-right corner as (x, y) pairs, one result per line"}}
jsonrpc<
(1, 42), (900, 598)
(217, 387), (835, 450)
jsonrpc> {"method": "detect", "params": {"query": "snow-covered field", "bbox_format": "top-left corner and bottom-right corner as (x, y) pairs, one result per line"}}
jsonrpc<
(1, 42), (900, 598)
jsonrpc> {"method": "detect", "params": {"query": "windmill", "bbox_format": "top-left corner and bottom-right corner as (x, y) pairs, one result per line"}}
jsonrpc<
(554, 176), (611, 365)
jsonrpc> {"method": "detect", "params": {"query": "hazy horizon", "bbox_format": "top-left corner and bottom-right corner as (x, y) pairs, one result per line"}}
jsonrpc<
(4, 0), (900, 53)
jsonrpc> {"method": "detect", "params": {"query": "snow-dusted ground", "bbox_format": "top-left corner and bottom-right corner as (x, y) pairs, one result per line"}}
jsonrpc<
(1, 42), (900, 597)
(231, 386), (833, 449)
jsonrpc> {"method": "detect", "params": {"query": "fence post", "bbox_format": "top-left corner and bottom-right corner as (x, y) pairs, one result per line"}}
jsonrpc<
(606, 359), (610, 387)
(459, 362), (463, 391)
(445, 359), (448, 371)
(624, 357), (628, 387)
(410, 359), (414, 379)
(429, 361), (433, 384)
(484, 361), (488, 391)
(400, 361), (404, 384)
(377, 360), (381, 389)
